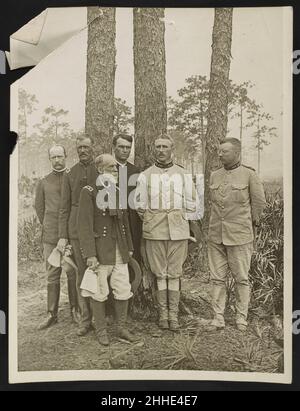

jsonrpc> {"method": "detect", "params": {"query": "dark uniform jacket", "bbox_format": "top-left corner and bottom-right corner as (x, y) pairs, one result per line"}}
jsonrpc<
(58, 160), (98, 240)
(35, 170), (65, 245)
(117, 161), (142, 261)
(77, 184), (134, 265)
(209, 164), (267, 246)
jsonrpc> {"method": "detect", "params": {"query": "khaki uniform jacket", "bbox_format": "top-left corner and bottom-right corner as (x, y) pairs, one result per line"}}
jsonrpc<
(58, 160), (98, 240)
(77, 185), (134, 265)
(35, 170), (64, 245)
(135, 164), (197, 241)
(208, 165), (267, 246)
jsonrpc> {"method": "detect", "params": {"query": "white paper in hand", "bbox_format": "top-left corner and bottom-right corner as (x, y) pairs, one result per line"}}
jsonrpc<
(80, 268), (98, 294)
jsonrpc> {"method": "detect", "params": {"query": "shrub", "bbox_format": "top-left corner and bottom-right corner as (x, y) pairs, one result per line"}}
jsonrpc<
(249, 192), (284, 316)
(18, 216), (43, 262)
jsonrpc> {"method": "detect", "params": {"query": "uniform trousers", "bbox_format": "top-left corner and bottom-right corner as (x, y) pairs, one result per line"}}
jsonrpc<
(208, 241), (254, 326)
(71, 239), (93, 328)
(145, 239), (188, 291)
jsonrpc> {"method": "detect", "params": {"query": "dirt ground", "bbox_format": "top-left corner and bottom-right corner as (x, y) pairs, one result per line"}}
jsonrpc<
(17, 261), (283, 373)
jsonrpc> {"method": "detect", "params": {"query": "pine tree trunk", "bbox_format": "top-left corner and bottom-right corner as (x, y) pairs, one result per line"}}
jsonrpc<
(204, 8), (233, 230)
(257, 116), (261, 176)
(198, 8), (233, 275)
(240, 104), (243, 161)
(131, 8), (167, 318)
(85, 7), (116, 154)
(133, 8), (167, 170)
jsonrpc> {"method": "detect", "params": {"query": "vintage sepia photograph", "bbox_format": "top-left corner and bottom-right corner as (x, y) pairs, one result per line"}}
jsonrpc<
(9, 6), (292, 383)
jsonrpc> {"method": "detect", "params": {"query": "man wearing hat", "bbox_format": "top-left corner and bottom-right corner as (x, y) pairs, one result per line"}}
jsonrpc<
(208, 138), (266, 332)
(135, 135), (197, 331)
(77, 154), (138, 346)
(35, 145), (79, 330)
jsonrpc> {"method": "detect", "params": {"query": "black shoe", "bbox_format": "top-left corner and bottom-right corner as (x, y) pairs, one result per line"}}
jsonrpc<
(117, 327), (139, 343)
(38, 313), (57, 330)
(77, 325), (91, 337)
(158, 319), (169, 330)
(169, 320), (180, 332)
(96, 329), (110, 346)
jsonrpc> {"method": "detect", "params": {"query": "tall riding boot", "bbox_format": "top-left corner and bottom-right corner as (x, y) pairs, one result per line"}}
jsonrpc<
(155, 290), (169, 330)
(67, 277), (81, 325)
(38, 283), (60, 330)
(235, 282), (250, 331)
(92, 300), (109, 346)
(168, 290), (181, 332)
(114, 300), (138, 343)
(210, 281), (227, 329)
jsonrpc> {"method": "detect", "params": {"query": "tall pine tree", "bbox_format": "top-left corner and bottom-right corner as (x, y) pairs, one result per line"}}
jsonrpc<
(85, 7), (116, 154)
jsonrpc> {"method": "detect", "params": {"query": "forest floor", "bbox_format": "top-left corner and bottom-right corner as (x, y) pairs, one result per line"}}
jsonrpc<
(17, 260), (284, 375)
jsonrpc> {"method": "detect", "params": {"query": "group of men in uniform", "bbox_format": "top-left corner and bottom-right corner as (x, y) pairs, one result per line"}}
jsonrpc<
(34, 133), (266, 346)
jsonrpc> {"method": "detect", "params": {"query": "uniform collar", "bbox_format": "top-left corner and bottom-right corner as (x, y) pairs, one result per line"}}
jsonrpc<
(52, 168), (66, 174)
(224, 162), (241, 171)
(79, 159), (94, 167)
(155, 160), (174, 169)
(116, 160), (127, 168)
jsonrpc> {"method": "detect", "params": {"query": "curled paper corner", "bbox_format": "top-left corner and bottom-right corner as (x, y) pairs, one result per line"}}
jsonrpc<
(5, 52), (11, 70)
(11, 9), (48, 45)
(7, 7), (88, 71)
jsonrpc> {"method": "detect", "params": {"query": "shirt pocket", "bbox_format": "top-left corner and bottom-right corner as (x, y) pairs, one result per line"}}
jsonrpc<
(143, 211), (157, 233)
(210, 183), (221, 202)
(231, 184), (249, 203)
(143, 210), (156, 223)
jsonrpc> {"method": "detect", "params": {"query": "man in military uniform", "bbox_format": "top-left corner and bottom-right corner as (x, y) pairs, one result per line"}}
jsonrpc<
(58, 136), (98, 336)
(208, 138), (267, 332)
(77, 154), (137, 346)
(112, 134), (142, 263)
(135, 135), (197, 331)
(35, 145), (79, 330)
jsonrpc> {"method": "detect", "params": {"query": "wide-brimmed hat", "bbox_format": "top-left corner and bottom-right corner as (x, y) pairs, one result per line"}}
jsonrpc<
(61, 255), (78, 275)
(128, 257), (142, 294)
(188, 220), (202, 253)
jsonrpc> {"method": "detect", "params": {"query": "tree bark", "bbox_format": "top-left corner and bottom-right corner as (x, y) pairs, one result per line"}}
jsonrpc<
(204, 8), (233, 229)
(257, 116), (261, 176)
(133, 8), (167, 170)
(240, 103), (243, 161)
(131, 8), (167, 317)
(85, 7), (116, 155)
